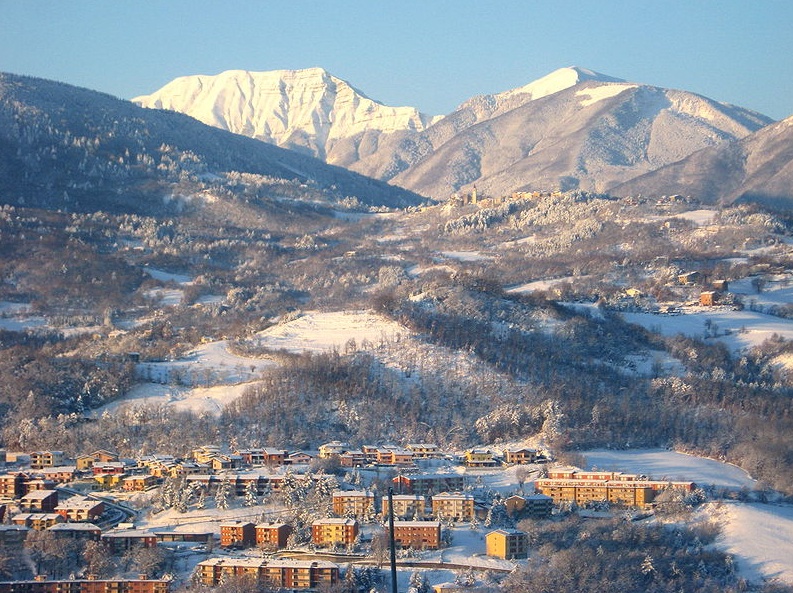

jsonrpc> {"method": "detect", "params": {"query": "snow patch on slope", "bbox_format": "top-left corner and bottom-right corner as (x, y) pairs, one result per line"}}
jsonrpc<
(577, 83), (637, 106)
(253, 310), (410, 353)
(714, 502), (793, 584)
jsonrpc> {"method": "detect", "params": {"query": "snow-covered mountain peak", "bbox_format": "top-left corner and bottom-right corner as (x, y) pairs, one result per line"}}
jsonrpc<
(133, 68), (441, 161)
(499, 66), (626, 102)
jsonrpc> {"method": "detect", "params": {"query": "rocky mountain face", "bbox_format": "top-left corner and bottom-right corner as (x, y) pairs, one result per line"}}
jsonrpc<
(0, 72), (425, 215)
(611, 115), (793, 209)
(134, 66), (774, 200)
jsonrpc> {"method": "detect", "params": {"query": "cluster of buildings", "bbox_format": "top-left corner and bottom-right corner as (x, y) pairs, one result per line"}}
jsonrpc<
(535, 467), (696, 508)
(0, 443), (545, 496)
(0, 447), (702, 590)
(318, 441), (545, 469)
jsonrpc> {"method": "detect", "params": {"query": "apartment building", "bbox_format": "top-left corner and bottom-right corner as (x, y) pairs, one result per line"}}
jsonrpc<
(311, 518), (359, 547)
(255, 522), (292, 550)
(502, 448), (538, 465)
(389, 521), (442, 550)
(382, 494), (428, 520)
(19, 489), (58, 512)
(220, 521), (256, 548)
(405, 444), (441, 459)
(47, 522), (102, 541)
(332, 490), (375, 518)
(29, 451), (64, 469)
(0, 473), (26, 498)
(486, 529), (528, 559)
(535, 467), (695, 508)
(0, 579), (170, 593)
(55, 496), (105, 522)
(101, 528), (158, 553)
(430, 493), (475, 522)
(196, 558), (339, 590)
(392, 473), (466, 496)
(12, 513), (64, 530)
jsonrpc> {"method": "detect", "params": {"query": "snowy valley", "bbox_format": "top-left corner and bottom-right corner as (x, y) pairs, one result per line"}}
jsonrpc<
(1, 68), (793, 593)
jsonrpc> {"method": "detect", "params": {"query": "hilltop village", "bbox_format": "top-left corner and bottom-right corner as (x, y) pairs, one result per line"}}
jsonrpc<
(0, 441), (707, 593)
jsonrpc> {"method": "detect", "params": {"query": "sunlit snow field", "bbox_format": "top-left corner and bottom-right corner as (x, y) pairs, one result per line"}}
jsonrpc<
(583, 449), (793, 584)
(92, 310), (411, 416)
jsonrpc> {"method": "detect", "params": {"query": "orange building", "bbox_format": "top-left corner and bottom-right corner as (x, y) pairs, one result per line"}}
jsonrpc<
(220, 521), (256, 548)
(255, 522), (292, 550)
(55, 497), (104, 522)
(30, 467), (77, 484)
(535, 467), (695, 509)
(389, 521), (442, 550)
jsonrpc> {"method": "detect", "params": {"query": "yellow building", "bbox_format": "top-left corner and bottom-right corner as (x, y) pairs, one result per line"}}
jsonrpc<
(463, 449), (497, 467)
(311, 518), (359, 547)
(486, 529), (528, 559)
(92, 473), (125, 490)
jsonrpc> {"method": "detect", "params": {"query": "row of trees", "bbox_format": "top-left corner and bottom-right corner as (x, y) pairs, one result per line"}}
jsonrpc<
(0, 532), (170, 581)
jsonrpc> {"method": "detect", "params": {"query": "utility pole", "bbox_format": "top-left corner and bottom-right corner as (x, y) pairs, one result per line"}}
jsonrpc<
(388, 487), (398, 593)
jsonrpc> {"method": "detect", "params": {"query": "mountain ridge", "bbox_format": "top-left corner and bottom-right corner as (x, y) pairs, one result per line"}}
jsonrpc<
(133, 66), (776, 201)
(133, 67), (442, 162)
(375, 80), (772, 198)
(611, 114), (793, 208)
(0, 71), (426, 214)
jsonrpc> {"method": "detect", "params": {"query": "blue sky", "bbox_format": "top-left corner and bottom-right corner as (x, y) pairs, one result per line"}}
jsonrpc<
(1, 0), (792, 120)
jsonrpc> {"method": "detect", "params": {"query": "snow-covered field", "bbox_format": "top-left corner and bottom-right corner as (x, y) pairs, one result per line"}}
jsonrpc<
(730, 274), (793, 310)
(92, 383), (253, 416)
(714, 502), (793, 584)
(646, 209), (718, 226)
(583, 449), (793, 584)
(101, 311), (412, 415)
(251, 310), (409, 354)
(622, 308), (793, 353)
(440, 251), (493, 263)
(507, 275), (593, 294)
(583, 449), (755, 489)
